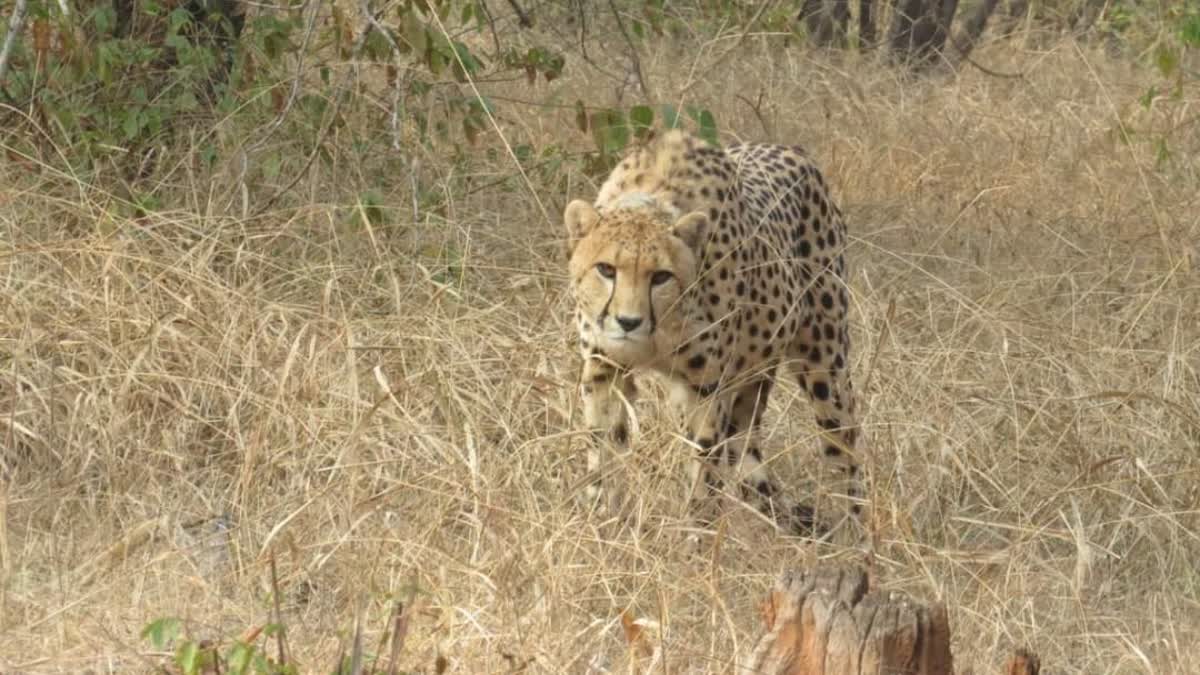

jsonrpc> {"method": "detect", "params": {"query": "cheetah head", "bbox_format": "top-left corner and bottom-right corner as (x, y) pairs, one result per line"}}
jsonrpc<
(563, 198), (708, 366)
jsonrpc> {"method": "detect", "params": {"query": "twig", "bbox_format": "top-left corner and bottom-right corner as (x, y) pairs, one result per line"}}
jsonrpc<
(356, 0), (407, 151)
(254, 0), (378, 215)
(573, 0), (624, 86)
(952, 35), (1023, 79)
(504, 0), (533, 28)
(678, 0), (780, 96)
(0, 0), (30, 92)
(348, 596), (365, 675)
(269, 553), (290, 666)
(248, 0), (321, 155)
(476, 0), (502, 58)
(426, 7), (552, 227)
(384, 601), (409, 675)
(735, 90), (773, 138)
(606, 0), (652, 99)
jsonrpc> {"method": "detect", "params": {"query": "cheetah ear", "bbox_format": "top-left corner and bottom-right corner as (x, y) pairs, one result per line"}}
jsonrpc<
(670, 211), (709, 253)
(564, 199), (600, 253)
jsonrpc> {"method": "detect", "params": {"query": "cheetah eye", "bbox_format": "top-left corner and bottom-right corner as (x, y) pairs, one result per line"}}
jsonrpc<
(650, 270), (674, 286)
(595, 262), (616, 279)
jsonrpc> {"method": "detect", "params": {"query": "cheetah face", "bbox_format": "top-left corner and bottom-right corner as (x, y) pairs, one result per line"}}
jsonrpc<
(564, 199), (708, 366)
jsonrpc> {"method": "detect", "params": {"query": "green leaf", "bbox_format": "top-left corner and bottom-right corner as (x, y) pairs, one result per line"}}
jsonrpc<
(175, 90), (199, 112)
(358, 190), (387, 226)
(1155, 45), (1179, 78)
(175, 641), (201, 675)
(629, 105), (654, 139)
(164, 33), (190, 52)
(696, 109), (718, 144)
(426, 43), (444, 76)
(263, 154), (281, 180)
(1154, 137), (1170, 168)
(1180, 14), (1200, 47)
(201, 144), (218, 167)
(402, 12), (428, 54)
(468, 95), (494, 115)
(141, 617), (183, 650)
(168, 7), (193, 33)
(1138, 86), (1157, 110)
(590, 109), (629, 156)
(122, 110), (142, 141)
(364, 29), (393, 61)
(93, 6), (115, 34)
(226, 642), (254, 675)
(452, 41), (484, 75)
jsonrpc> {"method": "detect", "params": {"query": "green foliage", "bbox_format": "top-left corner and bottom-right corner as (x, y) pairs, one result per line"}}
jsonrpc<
(141, 617), (301, 675)
(1118, 5), (1199, 172)
(574, 102), (721, 176)
(1181, 12), (1200, 47)
(142, 616), (183, 650)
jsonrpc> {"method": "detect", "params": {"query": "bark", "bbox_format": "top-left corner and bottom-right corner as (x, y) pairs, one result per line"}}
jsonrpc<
(888, 0), (960, 66)
(0, 0), (29, 87)
(801, 0), (851, 47)
(859, 0), (876, 48)
(740, 565), (954, 675)
(954, 0), (1001, 62)
(740, 565), (1043, 675)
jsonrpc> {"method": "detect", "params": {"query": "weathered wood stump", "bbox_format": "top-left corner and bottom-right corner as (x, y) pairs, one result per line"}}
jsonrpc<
(740, 565), (1041, 675)
(740, 565), (954, 675)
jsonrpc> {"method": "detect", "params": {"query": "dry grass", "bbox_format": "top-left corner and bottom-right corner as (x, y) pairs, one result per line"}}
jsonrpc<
(3, 28), (1200, 674)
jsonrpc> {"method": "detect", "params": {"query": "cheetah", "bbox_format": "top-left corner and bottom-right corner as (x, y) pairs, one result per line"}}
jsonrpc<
(563, 130), (862, 537)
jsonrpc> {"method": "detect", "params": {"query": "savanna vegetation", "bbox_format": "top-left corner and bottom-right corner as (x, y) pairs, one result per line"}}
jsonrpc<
(2, 1), (1199, 672)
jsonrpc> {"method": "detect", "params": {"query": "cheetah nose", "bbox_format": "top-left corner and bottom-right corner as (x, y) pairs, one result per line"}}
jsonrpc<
(616, 316), (643, 332)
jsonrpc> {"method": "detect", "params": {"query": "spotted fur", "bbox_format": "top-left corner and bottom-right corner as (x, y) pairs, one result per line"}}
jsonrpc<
(564, 130), (861, 537)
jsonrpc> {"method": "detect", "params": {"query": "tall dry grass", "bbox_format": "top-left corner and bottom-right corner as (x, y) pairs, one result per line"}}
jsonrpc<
(2, 26), (1199, 673)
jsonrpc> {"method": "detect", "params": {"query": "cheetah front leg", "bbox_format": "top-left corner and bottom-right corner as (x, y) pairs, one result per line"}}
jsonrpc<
(579, 354), (636, 513)
(725, 371), (826, 538)
(669, 381), (736, 535)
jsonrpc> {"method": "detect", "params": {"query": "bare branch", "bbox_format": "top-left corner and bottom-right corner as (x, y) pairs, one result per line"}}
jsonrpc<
(247, 0), (321, 155)
(606, 0), (652, 100)
(255, 0), (378, 215)
(504, 0), (533, 28)
(356, 0), (407, 151)
(0, 0), (30, 91)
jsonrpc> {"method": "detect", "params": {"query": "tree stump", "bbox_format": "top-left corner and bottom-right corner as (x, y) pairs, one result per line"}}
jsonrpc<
(741, 565), (954, 675)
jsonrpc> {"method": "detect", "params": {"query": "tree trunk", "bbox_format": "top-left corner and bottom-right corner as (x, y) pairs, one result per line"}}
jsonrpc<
(954, 0), (1001, 62)
(997, 0), (1029, 37)
(801, 0), (851, 47)
(859, 0), (876, 48)
(741, 565), (954, 675)
(888, 0), (960, 66)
